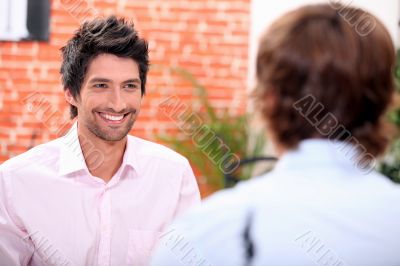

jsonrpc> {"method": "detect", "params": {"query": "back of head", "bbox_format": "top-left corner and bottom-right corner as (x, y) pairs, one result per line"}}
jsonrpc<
(255, 4), (395, 156)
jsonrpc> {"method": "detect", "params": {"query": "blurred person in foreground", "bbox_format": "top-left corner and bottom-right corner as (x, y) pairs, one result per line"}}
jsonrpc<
(151, 4), (400, 266)
(0, 16), (200, 265)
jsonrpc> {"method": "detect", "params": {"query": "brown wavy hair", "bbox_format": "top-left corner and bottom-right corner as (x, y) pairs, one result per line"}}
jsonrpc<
(254, 4), (395, 156)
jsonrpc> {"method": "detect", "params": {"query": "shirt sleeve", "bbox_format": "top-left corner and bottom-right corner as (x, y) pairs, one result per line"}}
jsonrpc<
(0, 170), (34, 265)
(172, 162), (201, 219)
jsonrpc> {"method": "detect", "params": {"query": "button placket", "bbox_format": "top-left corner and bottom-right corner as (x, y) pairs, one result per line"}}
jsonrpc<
(98, 188), (112, 266)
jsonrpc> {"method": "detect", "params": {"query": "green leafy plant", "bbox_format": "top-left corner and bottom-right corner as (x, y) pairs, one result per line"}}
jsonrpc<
(158, 67), (266, 193)
(378, 49), (400, 183)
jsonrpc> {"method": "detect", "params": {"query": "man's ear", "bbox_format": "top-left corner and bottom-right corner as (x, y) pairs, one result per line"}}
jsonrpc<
(64, 89), (77, 106)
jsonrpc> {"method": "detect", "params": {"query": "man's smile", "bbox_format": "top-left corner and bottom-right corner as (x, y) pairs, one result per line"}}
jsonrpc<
(96, 112), (131, 124)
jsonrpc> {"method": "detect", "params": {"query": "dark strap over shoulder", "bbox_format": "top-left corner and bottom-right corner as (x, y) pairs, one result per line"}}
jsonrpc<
(243, 212), (254, 266)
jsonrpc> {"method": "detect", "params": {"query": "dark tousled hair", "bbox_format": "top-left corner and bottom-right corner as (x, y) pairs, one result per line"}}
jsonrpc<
(60, 16), (149, 118)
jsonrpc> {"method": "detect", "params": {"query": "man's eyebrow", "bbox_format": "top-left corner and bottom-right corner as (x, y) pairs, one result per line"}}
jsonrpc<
(88, 78), (111, 83)
(122, 78), (141, 84)
(88, 78), (141, 84)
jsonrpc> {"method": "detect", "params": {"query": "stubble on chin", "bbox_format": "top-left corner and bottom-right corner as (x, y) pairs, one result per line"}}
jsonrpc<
(86, 114), (136, 142)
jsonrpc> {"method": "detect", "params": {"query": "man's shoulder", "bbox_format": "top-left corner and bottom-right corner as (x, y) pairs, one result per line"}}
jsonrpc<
(156, 179), (262, 265)
(128, 135), (189, 165)
(179, 177), (265, 224)
(361, 171), (400, 201)
(0, 138), (62, 174)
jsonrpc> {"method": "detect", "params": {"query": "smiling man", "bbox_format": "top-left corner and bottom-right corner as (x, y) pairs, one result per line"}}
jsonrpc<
(0, 16), (200, 265)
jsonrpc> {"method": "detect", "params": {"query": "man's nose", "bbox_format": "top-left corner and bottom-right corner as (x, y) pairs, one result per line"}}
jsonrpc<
(108, 88), (127, 113)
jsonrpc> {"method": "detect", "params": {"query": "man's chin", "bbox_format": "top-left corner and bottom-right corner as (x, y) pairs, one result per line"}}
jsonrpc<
(90, 126), (132, 142)
(99, 134), (126, 142)
(98, 129), (131, 142)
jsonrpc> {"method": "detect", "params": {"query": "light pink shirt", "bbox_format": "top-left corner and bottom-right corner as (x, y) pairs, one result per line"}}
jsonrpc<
(0, 123), (201, 266)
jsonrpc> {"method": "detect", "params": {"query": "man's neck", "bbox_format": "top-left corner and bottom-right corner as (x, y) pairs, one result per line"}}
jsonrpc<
(77, 124), (127, 183)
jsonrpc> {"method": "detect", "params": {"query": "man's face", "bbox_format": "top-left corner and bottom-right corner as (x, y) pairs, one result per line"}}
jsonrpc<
(67, 53), (142, 142)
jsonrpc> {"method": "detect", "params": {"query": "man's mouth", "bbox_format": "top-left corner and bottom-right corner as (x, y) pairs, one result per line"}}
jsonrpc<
(97, 112), (130, 124)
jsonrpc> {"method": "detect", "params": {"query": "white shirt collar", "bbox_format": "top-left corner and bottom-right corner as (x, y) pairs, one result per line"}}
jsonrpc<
(274, 139), (368, 174)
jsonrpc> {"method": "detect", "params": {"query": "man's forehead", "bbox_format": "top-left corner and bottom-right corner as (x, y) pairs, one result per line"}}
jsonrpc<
(85, 54), (140, 79)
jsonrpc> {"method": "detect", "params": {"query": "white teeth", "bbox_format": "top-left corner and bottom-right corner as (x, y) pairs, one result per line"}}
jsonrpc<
(100, 113), (124, 121)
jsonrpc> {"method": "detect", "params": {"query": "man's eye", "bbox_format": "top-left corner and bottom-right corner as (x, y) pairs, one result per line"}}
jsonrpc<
(94, 84), (107, 88)
(125, 84), (138, 89)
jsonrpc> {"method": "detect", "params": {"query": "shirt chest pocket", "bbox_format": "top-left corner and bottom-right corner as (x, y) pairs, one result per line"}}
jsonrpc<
(126, 229), (161, 266)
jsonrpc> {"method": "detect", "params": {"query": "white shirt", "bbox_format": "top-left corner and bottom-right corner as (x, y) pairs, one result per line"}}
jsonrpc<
(151, 139), (400, 266)
(0, 122), (201, 266)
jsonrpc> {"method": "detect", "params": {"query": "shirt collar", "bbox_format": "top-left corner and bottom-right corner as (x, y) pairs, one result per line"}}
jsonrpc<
(59, 121), (88, 176)
(274, 139), (364, 173)
(122, 135), (140, 174)
(58, 122), (140, 177)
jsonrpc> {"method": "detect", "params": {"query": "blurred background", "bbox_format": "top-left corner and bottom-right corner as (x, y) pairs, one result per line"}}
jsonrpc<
(0, 0), (399, 197)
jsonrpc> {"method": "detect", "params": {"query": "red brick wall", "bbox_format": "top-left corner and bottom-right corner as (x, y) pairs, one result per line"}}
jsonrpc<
(0, 0), (250, 162)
